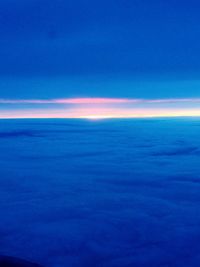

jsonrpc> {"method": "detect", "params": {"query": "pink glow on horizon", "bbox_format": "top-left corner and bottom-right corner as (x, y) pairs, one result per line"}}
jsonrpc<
(0, 98), (134, 104)
(1, 97), (200, 105)
(1, 97), (200, 119)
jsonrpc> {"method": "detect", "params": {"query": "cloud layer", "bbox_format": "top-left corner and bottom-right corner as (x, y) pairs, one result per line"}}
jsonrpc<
(1, 97), (200, 119)
(1, 97), (200, 105)
(1, 119), (200, 266)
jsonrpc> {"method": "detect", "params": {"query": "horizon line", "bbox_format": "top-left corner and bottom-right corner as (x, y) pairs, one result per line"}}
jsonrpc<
(1, 97), (200, 119)
(1, 114), (200, 120)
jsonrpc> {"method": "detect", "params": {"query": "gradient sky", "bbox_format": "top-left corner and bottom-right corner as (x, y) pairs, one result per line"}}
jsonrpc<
(1, 0), (200, 118)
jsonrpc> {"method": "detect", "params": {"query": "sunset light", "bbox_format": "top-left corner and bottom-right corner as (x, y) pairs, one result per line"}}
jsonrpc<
(1, 97), (200, 119)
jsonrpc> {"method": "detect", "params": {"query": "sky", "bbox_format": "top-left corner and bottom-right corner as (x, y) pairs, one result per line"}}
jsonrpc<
(0, 0), (200, 118)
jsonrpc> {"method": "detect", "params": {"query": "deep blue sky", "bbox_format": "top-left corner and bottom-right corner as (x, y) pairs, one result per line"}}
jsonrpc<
(0, 0), (200, 98)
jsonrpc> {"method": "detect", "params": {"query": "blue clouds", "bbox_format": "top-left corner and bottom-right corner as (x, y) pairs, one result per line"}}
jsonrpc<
(0, 256), (44, 267)
(0, 130), (38, 138)
(1, 119), (200, 266)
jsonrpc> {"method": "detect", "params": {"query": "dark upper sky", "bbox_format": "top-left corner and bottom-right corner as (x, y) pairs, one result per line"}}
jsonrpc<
(0, 0), (200, 99)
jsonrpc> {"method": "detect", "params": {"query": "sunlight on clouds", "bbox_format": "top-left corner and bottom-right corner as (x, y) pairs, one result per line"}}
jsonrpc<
(1, 108), (200, 119)
(1, 97), (200, 119)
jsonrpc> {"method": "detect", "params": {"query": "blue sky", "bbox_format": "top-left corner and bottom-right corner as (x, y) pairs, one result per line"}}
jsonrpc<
(0, 0), (200, 77)
(0, 0), (200, 117)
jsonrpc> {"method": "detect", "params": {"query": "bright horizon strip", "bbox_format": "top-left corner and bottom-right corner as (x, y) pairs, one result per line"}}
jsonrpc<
(1, 97), (200, 105)
(1, 97), (200, 119)
(1, 107), (200, 119)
